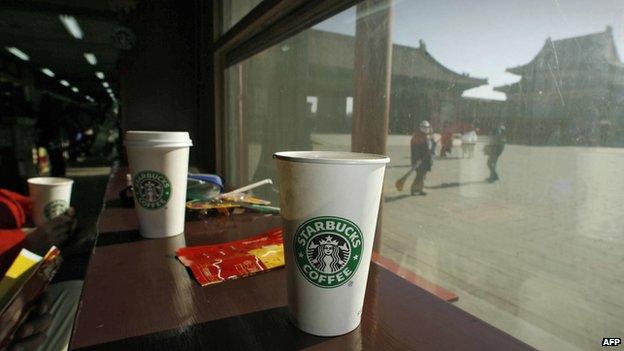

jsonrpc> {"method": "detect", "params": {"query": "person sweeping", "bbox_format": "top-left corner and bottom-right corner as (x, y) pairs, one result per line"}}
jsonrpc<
(395, 120), (435, 196)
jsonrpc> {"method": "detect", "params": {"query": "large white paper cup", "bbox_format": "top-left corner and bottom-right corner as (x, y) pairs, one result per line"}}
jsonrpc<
(28, 177), (73, 227)
(274, 151), (390, 336)
(125, 131), (192, 238)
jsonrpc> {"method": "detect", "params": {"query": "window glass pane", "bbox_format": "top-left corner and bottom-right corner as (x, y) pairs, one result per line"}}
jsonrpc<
(224, 1), (624, 350)
(221, 0), (263, 33)
(224, 15), (366, 192)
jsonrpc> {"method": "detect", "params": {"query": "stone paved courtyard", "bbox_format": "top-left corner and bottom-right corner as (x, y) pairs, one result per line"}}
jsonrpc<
(308, 134), (624, 351)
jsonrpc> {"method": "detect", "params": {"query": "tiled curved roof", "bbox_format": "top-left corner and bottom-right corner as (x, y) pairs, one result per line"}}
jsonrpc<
(506, 26), (621, 76)
(308, 30), (486, 89)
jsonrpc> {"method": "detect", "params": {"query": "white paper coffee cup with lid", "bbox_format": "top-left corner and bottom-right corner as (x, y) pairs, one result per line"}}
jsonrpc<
(274, 151), (389, 336)
(28, 177), (74, 226)
(125, 131), (192, 238)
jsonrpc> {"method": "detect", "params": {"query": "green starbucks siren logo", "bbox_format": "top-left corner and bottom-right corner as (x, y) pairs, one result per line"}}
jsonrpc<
(133, 170), (172, 209)
(44, 200), (69, 220)
(294, 216), (363, 288)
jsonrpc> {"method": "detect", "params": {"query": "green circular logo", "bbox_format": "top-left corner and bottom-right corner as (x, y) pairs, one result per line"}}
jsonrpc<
(133, 170), (172, 209)
(294, 216), (363, 288)
(44, 200), (69, 220)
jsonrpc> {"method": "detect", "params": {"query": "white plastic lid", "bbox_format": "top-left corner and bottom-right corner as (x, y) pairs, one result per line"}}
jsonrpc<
(273, 151), (390, 164)
(124, 131), (193, 148)
(27, 177), (74, 186)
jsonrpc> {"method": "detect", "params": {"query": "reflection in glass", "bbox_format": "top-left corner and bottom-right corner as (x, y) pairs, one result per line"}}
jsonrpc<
(221, 0), (263, 33)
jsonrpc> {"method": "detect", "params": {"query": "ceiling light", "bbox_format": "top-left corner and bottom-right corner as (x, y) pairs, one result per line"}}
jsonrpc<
(58, 15), (83, 40)
(71, 87), (79, 93)
(41, 68), (55, 77)
(59, 80), (70, 87)
(102, 82), (110, 88)
(106, 88), (113, 93)
(5, 47), (29, 61)
(95, 71), (105, 79)
(84, 53), (97, 65)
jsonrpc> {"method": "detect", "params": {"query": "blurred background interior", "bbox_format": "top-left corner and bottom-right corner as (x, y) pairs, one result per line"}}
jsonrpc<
(1, 0), (120, 192)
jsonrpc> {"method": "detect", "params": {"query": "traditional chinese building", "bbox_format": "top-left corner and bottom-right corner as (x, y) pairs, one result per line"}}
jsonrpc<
(307, 31), (486, 134)
(495, 27), (624, 145)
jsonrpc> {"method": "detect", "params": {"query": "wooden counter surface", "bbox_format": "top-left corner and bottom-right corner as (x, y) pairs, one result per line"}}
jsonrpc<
(70, 167), (535, 351)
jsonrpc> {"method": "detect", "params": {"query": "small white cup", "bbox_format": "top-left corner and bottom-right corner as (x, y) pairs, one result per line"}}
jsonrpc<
(124, 131), (192, 239)
(27, 177), (74, 226)
(274, 151), (389, 336)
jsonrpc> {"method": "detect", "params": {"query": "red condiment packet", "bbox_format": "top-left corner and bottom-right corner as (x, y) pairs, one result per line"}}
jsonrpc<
(176, 228), (284, 286)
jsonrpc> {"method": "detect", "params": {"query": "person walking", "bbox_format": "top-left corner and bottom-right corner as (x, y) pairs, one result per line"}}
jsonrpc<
(461, 124), (477, 158)
(395, 120), (435, 196)
(439, 123), (453, 158)
(485, 123), (506, 182)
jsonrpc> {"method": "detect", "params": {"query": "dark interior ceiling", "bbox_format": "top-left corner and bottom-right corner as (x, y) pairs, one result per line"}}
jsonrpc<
(0, 0), (120, 103)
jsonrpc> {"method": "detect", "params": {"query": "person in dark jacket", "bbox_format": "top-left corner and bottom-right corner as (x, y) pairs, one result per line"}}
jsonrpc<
(395, 120), (435, 196)
(485, 123), (506, 182)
